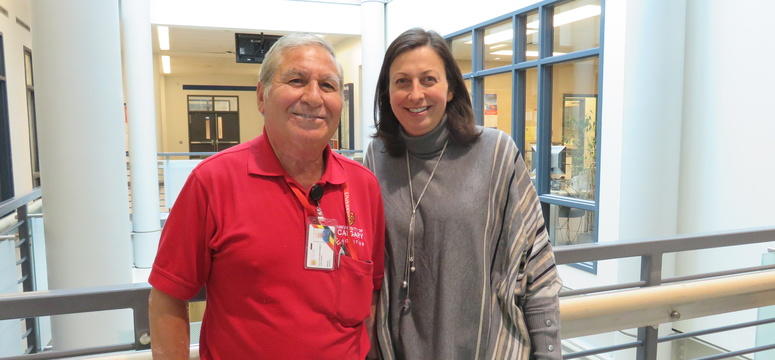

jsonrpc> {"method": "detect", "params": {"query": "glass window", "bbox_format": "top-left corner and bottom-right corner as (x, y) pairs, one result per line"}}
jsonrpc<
(524, 67), (538, 173)
(482, 72), (512, 135)
(548, 204), (596, 246)
(213, 96), (238, 112)
(450, 33), (473, 74)
(550, 57), (598, 201)
(525, 11), (540, 61)
(552, 0), (601, 55)
(446, 0), (602, 257)
(463, 78), (472, 102)
(24, 51), (33, 87)
(483, 19), (513, 70)
(188, 96), (213, 111)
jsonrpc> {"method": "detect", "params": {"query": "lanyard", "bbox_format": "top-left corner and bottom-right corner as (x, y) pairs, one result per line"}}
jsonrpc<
(289, 185), (324, 220)
(289, 183), (359, 260)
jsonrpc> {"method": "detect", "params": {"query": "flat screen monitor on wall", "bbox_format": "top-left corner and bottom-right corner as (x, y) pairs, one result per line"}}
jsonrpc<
(530, 144), (567, 178)
(235, 33), (281, 64)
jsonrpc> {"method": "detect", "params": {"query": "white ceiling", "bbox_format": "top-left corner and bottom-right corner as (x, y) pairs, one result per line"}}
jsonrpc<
(153, 25), (358, 76)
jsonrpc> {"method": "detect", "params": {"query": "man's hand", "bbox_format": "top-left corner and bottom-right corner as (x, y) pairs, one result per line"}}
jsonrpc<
(149, 288), (191, 360)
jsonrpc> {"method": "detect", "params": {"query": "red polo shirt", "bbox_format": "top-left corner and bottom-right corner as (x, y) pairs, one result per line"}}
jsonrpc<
(149, 133), (385, 359)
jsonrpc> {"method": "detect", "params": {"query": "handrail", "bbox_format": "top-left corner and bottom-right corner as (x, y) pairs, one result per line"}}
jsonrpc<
(560, 270), (775, 338)
(554, 226), (775, 264)
(554, 226), (775, 358)
(10, 269), (772, 360)
(1, 226), (773, 359)
(0, 188), (42, 216)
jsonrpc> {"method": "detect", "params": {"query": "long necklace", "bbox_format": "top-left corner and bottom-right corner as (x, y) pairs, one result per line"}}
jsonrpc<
(401, 139), (449, 311)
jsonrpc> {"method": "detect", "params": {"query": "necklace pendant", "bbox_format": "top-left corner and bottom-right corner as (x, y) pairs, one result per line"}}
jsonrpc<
(401, 298), (412, 312)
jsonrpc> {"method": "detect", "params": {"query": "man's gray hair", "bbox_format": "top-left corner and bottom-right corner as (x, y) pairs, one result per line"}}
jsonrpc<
(258, 33), (344, 97)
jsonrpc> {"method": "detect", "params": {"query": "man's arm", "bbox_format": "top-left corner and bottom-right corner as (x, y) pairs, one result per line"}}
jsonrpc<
(149, 287), (191, 360)
(366, 290), (379, 360)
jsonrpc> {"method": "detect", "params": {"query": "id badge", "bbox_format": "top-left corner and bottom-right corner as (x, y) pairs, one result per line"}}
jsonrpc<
(305, 217), (339, 270)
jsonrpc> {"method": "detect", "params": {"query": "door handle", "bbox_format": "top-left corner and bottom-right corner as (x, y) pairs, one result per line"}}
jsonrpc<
(205, 117), (211, 140)
(217, 116), (223, 140)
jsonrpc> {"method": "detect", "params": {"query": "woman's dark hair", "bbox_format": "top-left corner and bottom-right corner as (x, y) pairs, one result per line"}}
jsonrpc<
(374, 28), (480, 156)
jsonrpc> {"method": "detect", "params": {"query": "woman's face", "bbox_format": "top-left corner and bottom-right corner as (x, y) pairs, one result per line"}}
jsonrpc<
(388, 46), (453, 137)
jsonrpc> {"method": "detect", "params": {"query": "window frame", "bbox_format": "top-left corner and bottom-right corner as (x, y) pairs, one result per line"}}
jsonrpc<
(24, 47), (39, 188)
(446, 0), (604, 273)
(0, 33), (14, 202)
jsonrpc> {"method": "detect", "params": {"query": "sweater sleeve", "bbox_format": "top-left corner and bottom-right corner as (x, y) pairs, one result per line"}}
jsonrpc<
(491, 134), (562, 359)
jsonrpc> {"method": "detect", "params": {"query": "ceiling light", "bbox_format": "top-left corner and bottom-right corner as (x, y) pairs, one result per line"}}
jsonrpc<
(490, 44), (508, 50)
(158, 26), (170, 51)
(161, 55), (171, 74)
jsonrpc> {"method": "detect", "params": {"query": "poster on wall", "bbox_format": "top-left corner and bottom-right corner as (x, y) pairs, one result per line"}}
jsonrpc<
(484, 93), (498, 128)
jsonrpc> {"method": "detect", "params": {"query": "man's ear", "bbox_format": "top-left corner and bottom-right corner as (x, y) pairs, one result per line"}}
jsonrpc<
(257, 82), (265, 114)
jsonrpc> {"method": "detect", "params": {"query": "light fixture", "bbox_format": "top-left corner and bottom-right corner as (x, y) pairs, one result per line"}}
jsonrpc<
(489, 44), (508, 50)
(158, 26), (170, 51)
(161, 55), (171, 74)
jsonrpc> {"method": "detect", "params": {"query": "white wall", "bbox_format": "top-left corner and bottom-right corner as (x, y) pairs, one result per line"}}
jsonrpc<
(157, 38), (363, 153)
(675, 0), (775, 350)
(161, 74), (263, 153)
(151, 0), (361, 35)
(386, 0), (537, 39)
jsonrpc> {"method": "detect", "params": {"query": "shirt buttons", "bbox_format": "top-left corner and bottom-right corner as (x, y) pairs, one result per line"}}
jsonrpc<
(547, 344), (555, 352)
(545, 319), (553, 327)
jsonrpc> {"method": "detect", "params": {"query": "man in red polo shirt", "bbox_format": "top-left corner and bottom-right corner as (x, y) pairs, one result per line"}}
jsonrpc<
(148, 33), (385, 359)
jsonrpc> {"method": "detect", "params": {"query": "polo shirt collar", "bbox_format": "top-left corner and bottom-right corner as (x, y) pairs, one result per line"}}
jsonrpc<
(248, 132), (346, 185)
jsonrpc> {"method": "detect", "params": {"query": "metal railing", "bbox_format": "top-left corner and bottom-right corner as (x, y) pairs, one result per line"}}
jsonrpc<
(0, 188), (43, 355)
(1, 203), (773, 359)
(154, 150), (364, 210)
(555, 226), (775, 359)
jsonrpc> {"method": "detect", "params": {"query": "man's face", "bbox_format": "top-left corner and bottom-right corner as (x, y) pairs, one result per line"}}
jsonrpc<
(258, 45), (342, 150)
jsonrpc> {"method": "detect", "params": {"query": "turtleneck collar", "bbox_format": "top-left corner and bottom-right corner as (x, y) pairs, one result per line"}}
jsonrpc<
(400, 116), (450, 160)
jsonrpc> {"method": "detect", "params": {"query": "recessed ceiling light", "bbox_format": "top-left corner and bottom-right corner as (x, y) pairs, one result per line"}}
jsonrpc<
(158, 26), (170, 51)
(161, 55), (171, 74)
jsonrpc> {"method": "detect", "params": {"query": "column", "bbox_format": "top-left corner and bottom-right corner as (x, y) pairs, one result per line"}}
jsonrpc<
(31, 0), (133, 350)
(121, 0), (161, 269)
(360, 0), (386, 151)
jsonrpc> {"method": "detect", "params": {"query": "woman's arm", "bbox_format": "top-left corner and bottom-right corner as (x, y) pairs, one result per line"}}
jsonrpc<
(491, 134), (562, 359)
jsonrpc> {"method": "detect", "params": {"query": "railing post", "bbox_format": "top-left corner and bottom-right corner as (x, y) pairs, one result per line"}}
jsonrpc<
(17, 204), (40, 353)
(637, 252), (662, 360)
(132, 290), (152, 350)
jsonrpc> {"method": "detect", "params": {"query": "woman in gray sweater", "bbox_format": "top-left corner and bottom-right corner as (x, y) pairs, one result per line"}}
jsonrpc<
(364, 28), (562, 360)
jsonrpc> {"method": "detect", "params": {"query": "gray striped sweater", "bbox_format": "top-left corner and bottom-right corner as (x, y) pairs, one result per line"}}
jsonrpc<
(365, 121), (562, 360)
